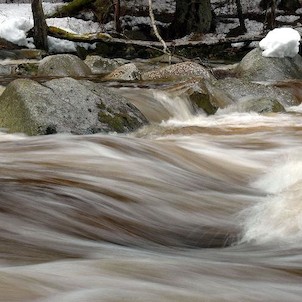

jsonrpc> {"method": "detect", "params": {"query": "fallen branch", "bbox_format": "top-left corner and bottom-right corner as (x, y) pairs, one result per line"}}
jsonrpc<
(47, 26), (112, 43)
(148, 0), (170, 56)
(47, 26), (265, 48)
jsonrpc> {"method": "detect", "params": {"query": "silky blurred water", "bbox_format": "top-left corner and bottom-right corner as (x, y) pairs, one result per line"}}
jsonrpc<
(1, 87), (302, 301)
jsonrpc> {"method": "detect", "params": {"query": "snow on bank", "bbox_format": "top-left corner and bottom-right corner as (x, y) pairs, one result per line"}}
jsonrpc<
(0, 3), (100, 53)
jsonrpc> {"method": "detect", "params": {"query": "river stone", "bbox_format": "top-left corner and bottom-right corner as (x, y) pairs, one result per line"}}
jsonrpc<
(103, 63), (141, 81)
(38, 54), (92, 77)
(214, 77), (299, 107)
(236, 48), (302, 81)
(84, 55), (130, 74)
(0, 64), (14, 75)
(238, 97), (285, 113)
(0, 77), (148, 135)
(142, 61), (215, 81)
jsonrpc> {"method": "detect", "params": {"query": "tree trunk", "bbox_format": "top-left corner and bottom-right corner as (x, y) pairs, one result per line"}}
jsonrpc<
(170, 0), (212, 38)
(279, 0), (300, 12)
(31, 0), (48, 51)
(114, 0), (121, 33)
(235, 0), (247, 33)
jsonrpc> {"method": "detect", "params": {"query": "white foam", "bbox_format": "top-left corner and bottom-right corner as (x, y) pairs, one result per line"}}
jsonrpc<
(241, 158), (302, 244)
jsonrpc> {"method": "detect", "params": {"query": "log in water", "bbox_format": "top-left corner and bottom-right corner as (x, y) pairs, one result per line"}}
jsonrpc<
(1, 88), (302, 301)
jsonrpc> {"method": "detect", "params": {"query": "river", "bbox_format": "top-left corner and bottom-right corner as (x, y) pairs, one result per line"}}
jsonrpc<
(0, 86), (302, 301)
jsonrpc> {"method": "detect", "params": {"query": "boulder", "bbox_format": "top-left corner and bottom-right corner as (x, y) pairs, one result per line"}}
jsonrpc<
(84, 55), (130, 74)
(142, 61), (215, 82)
(0, 77), (148, 135)
(236, 48), (302, 81)
(103, 63), (141, 81)
(238, 97), (285, 113)
(214, 77), (299, 107)
(38, 54), (91, 77)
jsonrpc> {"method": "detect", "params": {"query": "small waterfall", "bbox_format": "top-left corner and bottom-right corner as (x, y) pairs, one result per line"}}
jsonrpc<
(111, 87), (196, 123)
(152, 90), (195, 121)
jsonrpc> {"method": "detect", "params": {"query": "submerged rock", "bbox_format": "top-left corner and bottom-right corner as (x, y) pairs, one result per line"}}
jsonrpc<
(0, 77), (148, 135)
(236, 48), (302, 81)
(142, 61), (215, 81)
(38, 54), (92, 77)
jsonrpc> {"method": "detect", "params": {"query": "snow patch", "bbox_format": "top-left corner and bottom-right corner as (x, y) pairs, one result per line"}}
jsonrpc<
(259, 27), (301, 58)
(0, 17), (34, 48)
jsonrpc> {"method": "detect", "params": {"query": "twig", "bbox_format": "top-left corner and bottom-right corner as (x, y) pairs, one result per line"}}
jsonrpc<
(148, 0), (171, 62)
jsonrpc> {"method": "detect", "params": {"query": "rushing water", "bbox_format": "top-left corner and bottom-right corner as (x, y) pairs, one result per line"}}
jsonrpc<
(1, 86), (302, 301)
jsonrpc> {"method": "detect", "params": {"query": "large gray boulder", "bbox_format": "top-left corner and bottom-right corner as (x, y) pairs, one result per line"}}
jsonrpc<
(38, 54), (91, 77)
(0, 77), (148, 135)
(214, 77), (299, 108)
(236, 48), (302, 81)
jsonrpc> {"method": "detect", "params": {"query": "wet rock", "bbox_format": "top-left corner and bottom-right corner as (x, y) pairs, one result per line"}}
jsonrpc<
(15, 62), (39, 76)
(84, 55), (130, 74)
(103, 63), (141, 81)
(0, 64), (15, 75)
(215, 77), (299, 107)
(0, 50), (18, 60)
(238, 97), (285, 113)
(236, 48), (302, 81)
(0, 77), (148, 135)
(142, 61), (215, 81)
(38, 54), (92, 77)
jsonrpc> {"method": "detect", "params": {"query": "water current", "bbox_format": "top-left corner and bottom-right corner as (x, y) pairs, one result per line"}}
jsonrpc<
(1, 85), (302, 301)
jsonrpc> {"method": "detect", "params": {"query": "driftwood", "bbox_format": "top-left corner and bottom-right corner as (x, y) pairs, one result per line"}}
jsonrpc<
(47, 26), (112, 43)
(47, 26), (265, 50)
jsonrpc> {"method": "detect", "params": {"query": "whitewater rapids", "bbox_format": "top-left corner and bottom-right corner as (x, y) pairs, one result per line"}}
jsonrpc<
(0, 89), (302, 301)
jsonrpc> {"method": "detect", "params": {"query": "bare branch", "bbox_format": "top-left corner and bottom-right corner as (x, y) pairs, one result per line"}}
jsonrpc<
(148, 0), (170, 56)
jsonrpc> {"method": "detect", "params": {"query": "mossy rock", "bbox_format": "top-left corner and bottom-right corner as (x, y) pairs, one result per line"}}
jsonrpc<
(0, 77), (148, 135)
(240, 98), (285, 113)
(16, 63), (39, 76)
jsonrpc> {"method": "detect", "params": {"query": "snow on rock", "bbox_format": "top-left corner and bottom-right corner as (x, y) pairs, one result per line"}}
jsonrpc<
(259, 27), (301, 58)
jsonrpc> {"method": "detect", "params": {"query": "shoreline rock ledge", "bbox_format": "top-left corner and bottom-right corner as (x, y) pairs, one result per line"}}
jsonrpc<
(0, 77), (148, 135)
